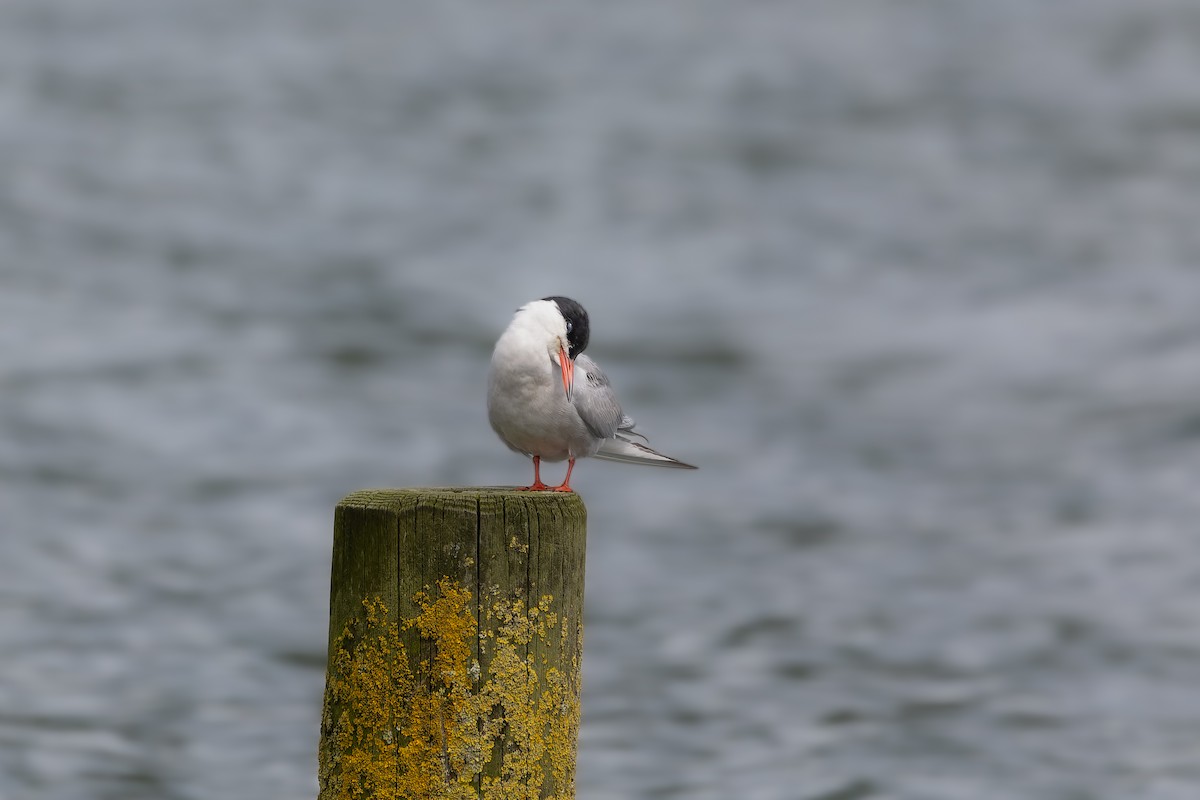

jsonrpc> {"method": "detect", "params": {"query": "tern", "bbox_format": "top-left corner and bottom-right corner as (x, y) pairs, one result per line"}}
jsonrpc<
(487, 296), (697, 492)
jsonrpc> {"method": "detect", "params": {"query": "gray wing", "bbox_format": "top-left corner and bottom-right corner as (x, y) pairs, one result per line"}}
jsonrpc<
(571, 354), (625, 440)
(575, 355), (697, 469)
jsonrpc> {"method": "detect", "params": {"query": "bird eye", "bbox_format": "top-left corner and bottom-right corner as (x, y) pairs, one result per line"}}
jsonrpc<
(565, 321), (573, 333)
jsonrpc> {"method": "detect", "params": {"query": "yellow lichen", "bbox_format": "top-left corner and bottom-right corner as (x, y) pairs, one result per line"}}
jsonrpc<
(319, 580), (582, 800)
(319, 597), (413, 800)
(397, 578), (483, 798)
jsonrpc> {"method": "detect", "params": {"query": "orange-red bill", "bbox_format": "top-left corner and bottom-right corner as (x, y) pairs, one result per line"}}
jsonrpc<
(558, 342), (575, 400)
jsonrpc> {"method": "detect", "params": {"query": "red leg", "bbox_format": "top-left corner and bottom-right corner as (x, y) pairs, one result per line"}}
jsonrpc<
(519, 456), (551, 491)
(550, 458), (576, 492)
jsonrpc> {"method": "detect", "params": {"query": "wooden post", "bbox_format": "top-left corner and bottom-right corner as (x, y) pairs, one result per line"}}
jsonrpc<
(318, 488), (587, 800)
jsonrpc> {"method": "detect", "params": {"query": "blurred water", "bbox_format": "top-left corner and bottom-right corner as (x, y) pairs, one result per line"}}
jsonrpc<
(4, 1), (1200, 798)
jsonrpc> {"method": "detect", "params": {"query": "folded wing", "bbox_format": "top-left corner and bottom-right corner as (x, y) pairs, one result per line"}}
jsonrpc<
(572, 355), (697, 469)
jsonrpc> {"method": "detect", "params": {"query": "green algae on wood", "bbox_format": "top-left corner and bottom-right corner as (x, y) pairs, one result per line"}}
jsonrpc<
(319, 488), (587, 800)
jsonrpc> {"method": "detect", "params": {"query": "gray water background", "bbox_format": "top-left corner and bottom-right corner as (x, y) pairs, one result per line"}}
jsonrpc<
(4, 2), (1200, 798)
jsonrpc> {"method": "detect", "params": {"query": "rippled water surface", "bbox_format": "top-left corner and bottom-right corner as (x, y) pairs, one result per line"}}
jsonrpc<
(5, 2), (1200, 798)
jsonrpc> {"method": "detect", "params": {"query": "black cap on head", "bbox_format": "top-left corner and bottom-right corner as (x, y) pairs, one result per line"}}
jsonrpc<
(543, 296), (590, 358)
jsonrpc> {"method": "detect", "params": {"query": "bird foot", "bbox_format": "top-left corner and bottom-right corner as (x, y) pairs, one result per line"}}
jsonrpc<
(548, 484), (574, 493)
(518, 481), (552, 491)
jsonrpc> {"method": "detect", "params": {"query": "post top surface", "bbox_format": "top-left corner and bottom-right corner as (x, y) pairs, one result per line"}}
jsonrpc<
(338, 486), (587, 512)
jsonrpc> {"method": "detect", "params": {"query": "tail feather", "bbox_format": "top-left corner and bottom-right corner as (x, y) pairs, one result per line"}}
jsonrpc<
(594, 435), (698, 469)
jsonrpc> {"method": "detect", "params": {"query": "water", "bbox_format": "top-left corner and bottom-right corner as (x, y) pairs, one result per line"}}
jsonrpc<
(4, 1), (1200, 798)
